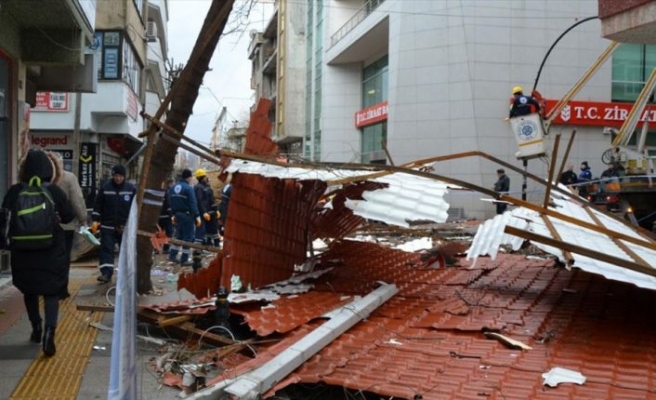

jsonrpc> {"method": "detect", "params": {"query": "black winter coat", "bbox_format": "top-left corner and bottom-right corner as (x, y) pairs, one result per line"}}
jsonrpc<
(92, 179), (136, 227)
(2, 150), (74, 295)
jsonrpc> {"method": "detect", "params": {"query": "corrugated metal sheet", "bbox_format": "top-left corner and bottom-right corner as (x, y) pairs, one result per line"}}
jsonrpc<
(221, 173), (325, 290)
(202, 251), (656, 400)
(345, 173), (450, 227)
(467, 194), (656, 290)
(227, 159), (452, 228)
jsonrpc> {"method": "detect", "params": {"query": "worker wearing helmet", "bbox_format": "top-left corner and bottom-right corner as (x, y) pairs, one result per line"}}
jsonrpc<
(509, 86), (541, 119)
(193, 168), (215, 252)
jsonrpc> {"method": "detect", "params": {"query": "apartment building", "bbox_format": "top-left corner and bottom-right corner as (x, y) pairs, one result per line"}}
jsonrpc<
(30, 0), (169, 205)
(303, 0), (655, 218)
(0, 0), (96, 199)
(248, 0), (306, 157)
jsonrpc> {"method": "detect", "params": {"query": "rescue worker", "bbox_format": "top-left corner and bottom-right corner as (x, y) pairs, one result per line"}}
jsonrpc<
(157, 178), (174, 253)
(91, 164), (136, 284)
(168, 169), (200, 265)
(193, 168), (214, 247)
(509, 86), (541, 118)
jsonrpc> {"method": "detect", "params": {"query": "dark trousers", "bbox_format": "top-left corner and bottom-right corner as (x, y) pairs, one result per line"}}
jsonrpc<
(169, 213), (194, 262)
(496, 202), (507, 215)
(24, 294), (59, 328)
(99, 227), (122, 272)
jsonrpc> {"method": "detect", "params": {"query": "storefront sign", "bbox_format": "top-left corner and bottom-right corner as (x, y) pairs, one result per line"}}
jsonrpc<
(50, 149), (74, 172)
(33, 92), (69, 112)
(355, 101), (388, 128)
(79, 142), (97, 190)
(545, 99), (656, 127)
(126, 89), (138, 121)
(31, 134), (69, 148)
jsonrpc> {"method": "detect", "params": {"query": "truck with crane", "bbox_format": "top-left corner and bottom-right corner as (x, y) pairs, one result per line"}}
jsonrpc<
(510, 40), (656, 231)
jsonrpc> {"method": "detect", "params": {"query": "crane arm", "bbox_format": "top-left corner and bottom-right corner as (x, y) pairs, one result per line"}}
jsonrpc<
(612, 66), (656, 148)
(544, 41), (619, 132)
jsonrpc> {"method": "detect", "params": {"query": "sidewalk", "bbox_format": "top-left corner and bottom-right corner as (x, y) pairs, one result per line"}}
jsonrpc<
(0, 265), (179, 400)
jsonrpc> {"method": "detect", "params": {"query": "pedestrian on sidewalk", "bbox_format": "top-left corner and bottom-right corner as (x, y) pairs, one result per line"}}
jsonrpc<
(493, 168), (510, 215)
(1, 149), (74, 356)
(49, 152), (87, 299)
(168, 169), (200, 265)
(91, 164), (136, 283)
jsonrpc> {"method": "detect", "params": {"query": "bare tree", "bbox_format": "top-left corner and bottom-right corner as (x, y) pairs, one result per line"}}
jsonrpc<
(135, 0), (241, 294)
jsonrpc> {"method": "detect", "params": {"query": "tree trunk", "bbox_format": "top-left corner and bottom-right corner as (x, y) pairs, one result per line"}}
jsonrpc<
(136, 0), (235, 294)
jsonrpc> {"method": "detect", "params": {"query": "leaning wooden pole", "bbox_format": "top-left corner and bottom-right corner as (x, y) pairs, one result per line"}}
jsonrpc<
(135, 0), (235, 294)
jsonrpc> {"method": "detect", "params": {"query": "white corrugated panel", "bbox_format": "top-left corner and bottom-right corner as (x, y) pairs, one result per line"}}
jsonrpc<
(227, 159), (373, 181)
(346, 173), (450, 227)
(227, 159), (452, 228)
(467, 193), (656, 290)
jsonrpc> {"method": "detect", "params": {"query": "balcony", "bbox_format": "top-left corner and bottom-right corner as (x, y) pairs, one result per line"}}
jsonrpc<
(329, 0), (385, 49)
(7, 0), (95, 63)
(599, 0), (656, 43)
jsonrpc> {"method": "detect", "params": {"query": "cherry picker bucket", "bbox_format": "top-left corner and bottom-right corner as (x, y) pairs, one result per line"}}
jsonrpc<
(510, 113), (546, 160)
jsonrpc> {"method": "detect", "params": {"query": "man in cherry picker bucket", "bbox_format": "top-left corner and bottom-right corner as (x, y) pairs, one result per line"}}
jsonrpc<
(509, 86), (541, 119)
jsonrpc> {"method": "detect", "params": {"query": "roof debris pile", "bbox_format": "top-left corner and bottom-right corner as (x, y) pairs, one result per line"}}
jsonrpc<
(127, 104), (656, 398)
(142, 246), (656, 399)
(467, 190), (656, 290)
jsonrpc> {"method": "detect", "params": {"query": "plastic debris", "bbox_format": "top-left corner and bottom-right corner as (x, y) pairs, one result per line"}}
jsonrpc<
(79, 226), (100, 246)
(230, 274), (243, 292)
(542, 367), (586, 387)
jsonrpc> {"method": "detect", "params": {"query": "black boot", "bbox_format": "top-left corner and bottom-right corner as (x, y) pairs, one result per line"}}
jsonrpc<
(43, 326), (56, 357)
(30, 322), (42, 344)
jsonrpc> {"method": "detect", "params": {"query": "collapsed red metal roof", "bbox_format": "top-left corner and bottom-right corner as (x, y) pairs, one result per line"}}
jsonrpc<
(206, 247), (656, 399)
(171, 99), (656, 399)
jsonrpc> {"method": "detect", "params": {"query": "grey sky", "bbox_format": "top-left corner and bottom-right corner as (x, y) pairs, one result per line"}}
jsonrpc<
(167, 0), (273, 146)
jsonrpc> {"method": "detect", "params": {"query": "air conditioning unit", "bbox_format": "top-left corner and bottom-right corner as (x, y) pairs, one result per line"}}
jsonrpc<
(146, 21), (158, 42)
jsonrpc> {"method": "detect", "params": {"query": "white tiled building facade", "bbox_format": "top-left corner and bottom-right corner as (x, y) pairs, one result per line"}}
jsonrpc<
(308, 0), (632, 218)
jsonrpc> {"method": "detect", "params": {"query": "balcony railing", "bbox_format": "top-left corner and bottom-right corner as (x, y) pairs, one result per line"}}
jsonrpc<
(329, 0), (386, 49)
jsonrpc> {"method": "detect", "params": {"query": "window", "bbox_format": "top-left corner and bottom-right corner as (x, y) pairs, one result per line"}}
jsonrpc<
(102, 32), (121, 79)
(133, 0), (144, 17)
(122, 40), (141, 95)
(362, 55), (388, 108)
(612, 43), (656, 102)
(96, 31), (141, 95)
(361, 122), (387, 163)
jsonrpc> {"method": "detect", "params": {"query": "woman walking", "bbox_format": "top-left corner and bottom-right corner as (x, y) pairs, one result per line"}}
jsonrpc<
(1, 149), (74, 356)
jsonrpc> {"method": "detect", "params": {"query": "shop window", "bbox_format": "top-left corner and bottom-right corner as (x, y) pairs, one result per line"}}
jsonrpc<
(612, 43), (656, 102)
(360, 122), (387, 163)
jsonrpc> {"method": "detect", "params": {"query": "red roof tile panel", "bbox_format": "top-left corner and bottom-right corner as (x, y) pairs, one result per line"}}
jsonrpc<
(243, 98), (278, 157)
(200, 240), (656, 400)
(236, 291), (353, 336)
(220, 173), (325, 290)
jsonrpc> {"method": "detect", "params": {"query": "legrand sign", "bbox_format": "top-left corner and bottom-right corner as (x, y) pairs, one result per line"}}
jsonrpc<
(545, 99), (656, 127)
(31, 134), (69, 148)
(355, 101), (388, 128)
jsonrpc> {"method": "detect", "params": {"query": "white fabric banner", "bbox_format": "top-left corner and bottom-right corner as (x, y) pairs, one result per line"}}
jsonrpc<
(107, 201), (137, 400)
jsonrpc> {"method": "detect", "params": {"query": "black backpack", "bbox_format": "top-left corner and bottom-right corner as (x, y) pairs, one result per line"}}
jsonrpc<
(10, 176), (57, 250)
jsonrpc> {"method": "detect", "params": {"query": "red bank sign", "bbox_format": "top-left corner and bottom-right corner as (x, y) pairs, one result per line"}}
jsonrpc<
(545, 99), (656, 127)
(355, 101), (388, 128)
